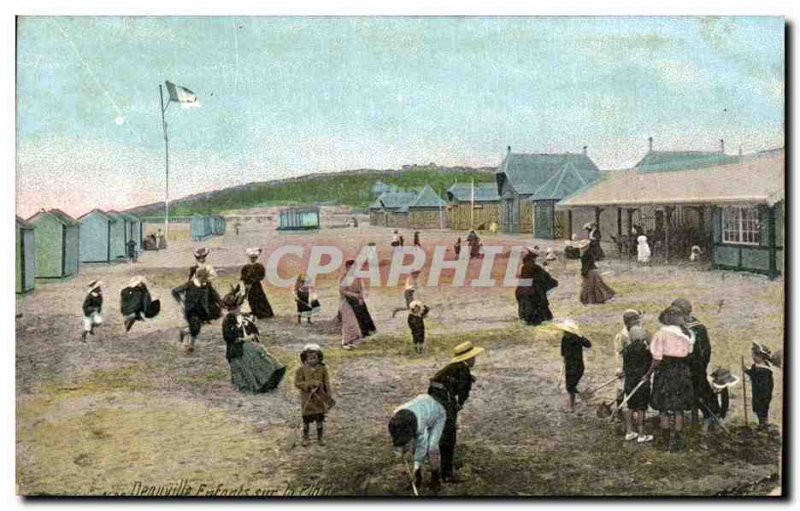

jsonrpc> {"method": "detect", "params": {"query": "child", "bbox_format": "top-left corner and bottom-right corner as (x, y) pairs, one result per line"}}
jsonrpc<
(294, 344), (334, 446)
(120, 276), (160, 332)
(80, 280), (104, 342)
(621, 326), (653, 443)
(453, 237), (462, 258)
(745, 342), (774, 431)
(690, 245), (702, 262)
(544, 247), (557, 267)
(171, 267), (221, 353)
(407, 300), (431, 354)
(294, 273), (319, 325)
(392, 270), (421, 318)
(700, 367), (739, 448)
(637, 234), (651, 264)
(556, 320), (592, 412)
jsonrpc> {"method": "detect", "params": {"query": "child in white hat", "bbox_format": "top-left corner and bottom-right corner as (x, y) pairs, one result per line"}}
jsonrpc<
(407, 300), (431, 354)
(555, 319), (592, 412)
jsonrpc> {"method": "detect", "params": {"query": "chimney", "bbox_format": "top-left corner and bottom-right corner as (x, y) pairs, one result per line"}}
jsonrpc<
(582, 145), (588, 156)
(648, 137), (653, 152)
(719, 138), (725, 153)
(507, 145), (511, 154)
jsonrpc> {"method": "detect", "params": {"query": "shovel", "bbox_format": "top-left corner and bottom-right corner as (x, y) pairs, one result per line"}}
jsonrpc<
(405, 458), (420, 497)
(579, 374), (622, 402)
(610, 377), (648, 421)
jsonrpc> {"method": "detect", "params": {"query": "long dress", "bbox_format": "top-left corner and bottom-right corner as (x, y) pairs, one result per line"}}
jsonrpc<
(241, 262), (275, 319)
(223, 313), (286, 393)
(588, 227), (605, 261)
(579, 251), (615, 304)
(339, 276), (375, 346)
(515, 258), (558, 325)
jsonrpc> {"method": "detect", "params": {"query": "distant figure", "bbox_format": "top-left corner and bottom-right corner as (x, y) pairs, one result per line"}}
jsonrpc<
(515, 248), (558, 326)
(467, 230), (481, 258)
(407, 300), (431, 354)
(294, 273), (320, 325)
(414, 231), (421, 248)
(453, 237), (462, 258)
(126, 239), (138, 263)
(690, 245), (702, 262)
(351, 216), (359, 228)
(746, 342), (775, 431)
(80, 280), (104, 342)
(489, 221), (499, 234)
(391, 230), (401, 249)
(637, 235), (651, 264)
(234, 222), (241, 236)
(578, 240), (615, 304)
(156, 228), (166, 249)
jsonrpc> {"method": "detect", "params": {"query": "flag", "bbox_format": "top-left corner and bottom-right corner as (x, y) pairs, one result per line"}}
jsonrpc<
(165, 81), (200, 108)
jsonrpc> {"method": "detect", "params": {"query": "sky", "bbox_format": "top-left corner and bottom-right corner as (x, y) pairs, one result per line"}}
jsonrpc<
(15, 16), (785, 218)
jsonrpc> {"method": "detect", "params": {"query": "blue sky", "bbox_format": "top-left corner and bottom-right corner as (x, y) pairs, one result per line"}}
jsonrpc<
(16, 16), (784, 217)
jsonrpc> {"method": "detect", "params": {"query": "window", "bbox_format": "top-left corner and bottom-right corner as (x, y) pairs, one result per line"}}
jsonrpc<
(722, 206), (760, 245)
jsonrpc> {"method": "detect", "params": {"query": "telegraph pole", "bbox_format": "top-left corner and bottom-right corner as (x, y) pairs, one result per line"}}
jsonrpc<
(159, 84), (170, 240)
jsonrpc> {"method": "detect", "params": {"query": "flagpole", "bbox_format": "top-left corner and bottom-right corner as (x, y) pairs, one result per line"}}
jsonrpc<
(159, 84), (170, 241)
(470, 178), (475, 230)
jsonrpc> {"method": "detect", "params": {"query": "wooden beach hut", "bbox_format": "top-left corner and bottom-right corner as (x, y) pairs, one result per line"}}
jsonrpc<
(402, 185), (448, 229)
(16, 216), (36, 293)
(191, 215), (213, 241)
(105, 211), (128, 261)
(27, 209), (80, 279)
(78, 209), (114, 263)
(211, 215), (226, 235)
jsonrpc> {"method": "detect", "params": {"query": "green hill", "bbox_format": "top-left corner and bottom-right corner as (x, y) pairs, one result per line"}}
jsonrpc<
(126, 164), (496, 217)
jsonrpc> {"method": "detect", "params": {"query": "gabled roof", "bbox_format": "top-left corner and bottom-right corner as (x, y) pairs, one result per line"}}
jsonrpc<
(118, 212), (139, 222)
(446, 183), (501, 203)
(633, 151), (740, 173)
(530, 161), (600, 201)
(496, 152), (600, 196)
(399, 185), (446, 212)
(28, 209), (80, 226)
(105, 210), (126, 222)
(78, 208), (114, 222)
(16, 216), (34, 229)
(373, 191), (418, 210)
(556, 151), (784, 208)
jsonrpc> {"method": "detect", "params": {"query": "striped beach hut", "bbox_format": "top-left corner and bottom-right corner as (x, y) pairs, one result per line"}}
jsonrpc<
(16, 216), (36, 293)
(278, 207), (320, 230)
(27, 209), (80, 279)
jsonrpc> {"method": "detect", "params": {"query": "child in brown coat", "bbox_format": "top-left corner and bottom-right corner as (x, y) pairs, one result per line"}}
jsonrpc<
(294, 344), (334, 446)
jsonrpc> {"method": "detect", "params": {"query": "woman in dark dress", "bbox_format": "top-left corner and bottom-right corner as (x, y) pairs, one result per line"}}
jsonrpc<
(578, 240), (615, 305)
(172, 267), (222, 353)
(221, 293), (286, 393)
(241, 248), (274, 319)
(515, 248), (558, 325)
(585, 222), (605, 261)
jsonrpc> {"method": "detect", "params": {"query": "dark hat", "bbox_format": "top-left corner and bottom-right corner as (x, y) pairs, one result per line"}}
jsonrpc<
(670, 298), (693, 315)
(752, 342), (773, 364)
(658, 305), (687, 327)
(710, 367), (740, 389)
(193, 247), (210, 259)
(388, 409), (417, 447)
(222, 293), (244, 310)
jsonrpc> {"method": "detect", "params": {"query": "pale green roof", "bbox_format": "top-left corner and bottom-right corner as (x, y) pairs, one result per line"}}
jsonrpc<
(496, 152), (600, 196)
(634, 151), (741, 173)
(446, 182), (501, 203)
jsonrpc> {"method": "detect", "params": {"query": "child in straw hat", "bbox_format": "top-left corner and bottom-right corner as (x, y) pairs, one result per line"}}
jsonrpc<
(80, 280), (104, 342)
(407, 300), (431, 354)
(555, 319), (592, 412)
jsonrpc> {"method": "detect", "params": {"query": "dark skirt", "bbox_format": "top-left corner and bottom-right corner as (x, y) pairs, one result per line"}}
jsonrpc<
(651, 356), (694, 412)
(229, 342), (286, 393)
(624, 377), (651, 411)
(347, 296), (376, 337)
(565, 363), (584, 395)
(296, 289), (312, 314)
(247, 282), (275, 319)
(515, 289), (553, 326)
(580, 270), (615, 305)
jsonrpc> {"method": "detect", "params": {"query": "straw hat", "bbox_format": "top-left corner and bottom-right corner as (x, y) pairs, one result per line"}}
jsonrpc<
(127, 276), (146, 288)
(193, 247), (209, 259)
(552, 319), (581, 337)
(622, 309), (642, 328)
(583, 222), (595, 230)
(710, 367), (740, 390)
(451, 341), (485, 364)
(245, 247), (262, 258)
(409, 300), (425, 313)
(87, 280), (103, 291)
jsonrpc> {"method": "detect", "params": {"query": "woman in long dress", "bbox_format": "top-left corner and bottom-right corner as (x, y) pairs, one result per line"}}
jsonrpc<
(515, 248), (558, 325)
(222, 293), (286, 393)
(339, 259), (376, 349)
(240, 248), (274, 319)
(584, 222), (605, 261)
(577, 240), (615, 304)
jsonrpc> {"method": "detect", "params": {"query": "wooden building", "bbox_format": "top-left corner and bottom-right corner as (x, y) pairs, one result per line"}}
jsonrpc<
(105, 211), (129, 260)
(368, 191), (417, 227)
(191, 215), (213, 240)
(445, 182), (502, 231)
(557, 147), (784, 277)
(27, 209), (80, 279)
(16, 216), (36, 294)
(278, 207), (320, 230)
(78, 209), (114, 263)
(211, 215), (227, 235)
(403, 185), (447, 229)
(495, 147), (600, 235)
